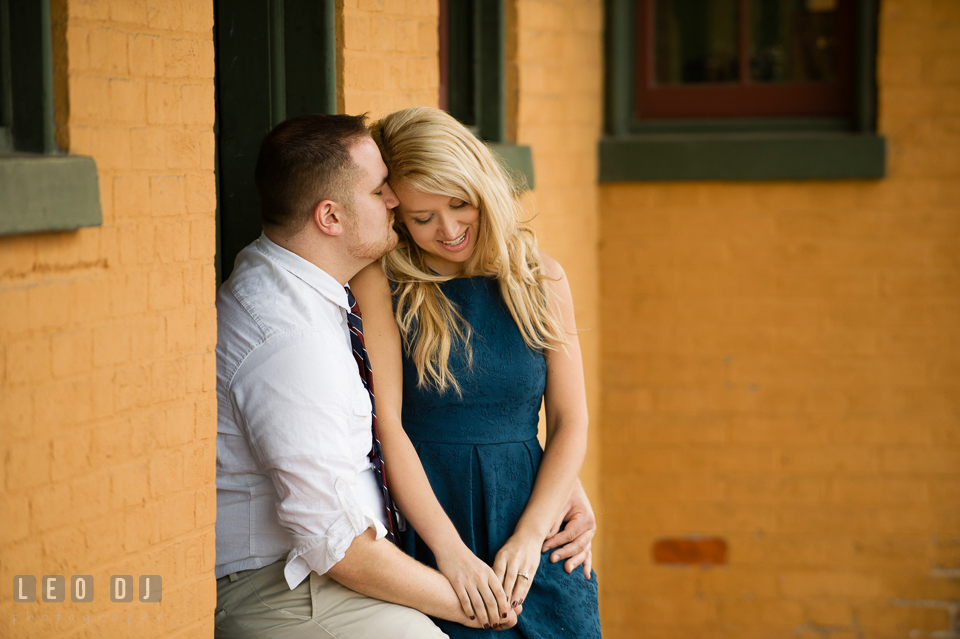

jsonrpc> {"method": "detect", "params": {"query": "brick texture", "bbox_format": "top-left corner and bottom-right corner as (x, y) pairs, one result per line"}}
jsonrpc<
(598, 1), (960, 637)
(0, 0), (217, 637)
(339, 0), (439, 118)
(510, 0), (604, 552)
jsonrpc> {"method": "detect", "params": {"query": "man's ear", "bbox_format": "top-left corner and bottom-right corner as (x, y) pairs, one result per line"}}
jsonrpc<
(313, 200), (345, 237)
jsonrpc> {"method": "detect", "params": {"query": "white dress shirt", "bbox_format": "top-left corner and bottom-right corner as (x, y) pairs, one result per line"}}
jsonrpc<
(215, 233), (388, 590)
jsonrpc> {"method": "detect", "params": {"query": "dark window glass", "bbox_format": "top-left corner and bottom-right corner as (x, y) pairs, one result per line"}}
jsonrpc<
(654, 0), (739, 84)
(749, 0), (839, 83)
(636, 0), (853, 119)
(0, 0), (14, 150)
(441, 0), (476, 129)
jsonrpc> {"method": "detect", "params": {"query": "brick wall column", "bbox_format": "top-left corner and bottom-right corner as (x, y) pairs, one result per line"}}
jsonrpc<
(0, 1), (219, 637)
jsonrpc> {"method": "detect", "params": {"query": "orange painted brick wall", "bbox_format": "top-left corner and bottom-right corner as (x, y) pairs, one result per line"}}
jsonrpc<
(599, 2), (960, 638)
(0, 1), (218, 637)
(511, 0), (604, 543)
(338, 0), (439, 118)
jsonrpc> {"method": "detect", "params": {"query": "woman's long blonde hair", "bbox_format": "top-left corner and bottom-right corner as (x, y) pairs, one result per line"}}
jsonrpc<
(371, 106), (566, 395)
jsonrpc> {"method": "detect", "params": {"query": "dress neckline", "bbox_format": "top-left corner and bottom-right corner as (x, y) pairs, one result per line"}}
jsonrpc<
(426, 268), (488, 281)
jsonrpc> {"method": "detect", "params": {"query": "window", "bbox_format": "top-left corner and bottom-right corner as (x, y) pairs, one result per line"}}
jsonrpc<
(438, 0), (534, 189)
(214, 0), (336, 282)
(601, 0), (885, 181)
(0, 0), (101, 235)
(637, 0), (855, 119)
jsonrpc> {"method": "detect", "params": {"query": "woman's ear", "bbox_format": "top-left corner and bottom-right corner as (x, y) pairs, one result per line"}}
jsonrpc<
(313, 200), (345, 237)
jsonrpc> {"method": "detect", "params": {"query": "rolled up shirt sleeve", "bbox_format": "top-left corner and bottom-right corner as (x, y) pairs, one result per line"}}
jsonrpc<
(228, 329), (388, 586)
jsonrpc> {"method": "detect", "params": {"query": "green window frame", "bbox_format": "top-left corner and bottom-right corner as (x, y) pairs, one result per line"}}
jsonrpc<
(600, 0), (886, 181)
(0, 0), (101, 235)
(442, 0), (534, 190)
(214, 0), (337, 282)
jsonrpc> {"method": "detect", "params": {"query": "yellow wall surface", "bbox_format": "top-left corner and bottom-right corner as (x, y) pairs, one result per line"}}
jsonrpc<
(511, 0), (604, 542)
(339, 0), (440, 117)
(599, 2), (960, 638)
(0, 1), (218, 637)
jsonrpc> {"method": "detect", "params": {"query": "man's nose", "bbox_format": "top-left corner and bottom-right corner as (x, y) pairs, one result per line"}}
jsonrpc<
(383, 184), (399, 209)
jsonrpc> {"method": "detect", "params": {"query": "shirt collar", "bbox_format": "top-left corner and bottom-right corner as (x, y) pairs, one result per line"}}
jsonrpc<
(255, 233), (350, 311)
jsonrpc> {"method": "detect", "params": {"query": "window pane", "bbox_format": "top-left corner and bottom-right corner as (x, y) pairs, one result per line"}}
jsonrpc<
(749, 0), (839, 83)
(654, 0), (739, 85)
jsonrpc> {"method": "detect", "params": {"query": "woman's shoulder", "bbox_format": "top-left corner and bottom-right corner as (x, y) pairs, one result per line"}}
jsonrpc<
(534, 251), (575, 313)
(537, 251), (567, 282)
(349, 261), (393, 306)
(353, 260), (389, 283)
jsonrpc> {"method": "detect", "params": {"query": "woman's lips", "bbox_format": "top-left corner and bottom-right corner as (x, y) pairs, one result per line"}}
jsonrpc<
(439, 228), (469, 252)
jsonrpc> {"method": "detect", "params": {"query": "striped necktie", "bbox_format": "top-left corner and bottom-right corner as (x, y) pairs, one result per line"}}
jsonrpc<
(344, 286), (402, 545)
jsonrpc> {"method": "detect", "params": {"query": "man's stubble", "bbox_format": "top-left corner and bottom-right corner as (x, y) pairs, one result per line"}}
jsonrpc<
(345, 209), (399, 265)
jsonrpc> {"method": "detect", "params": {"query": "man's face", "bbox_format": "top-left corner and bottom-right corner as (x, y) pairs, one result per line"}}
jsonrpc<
(343, 137), (400, 263)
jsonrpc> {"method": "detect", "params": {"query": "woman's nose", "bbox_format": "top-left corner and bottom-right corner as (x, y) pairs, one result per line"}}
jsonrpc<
(439, 215), (460, 238)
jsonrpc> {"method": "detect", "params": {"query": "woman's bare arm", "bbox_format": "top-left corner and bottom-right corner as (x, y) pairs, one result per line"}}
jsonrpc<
(492, 253), (590, 605)
(349, 262), (512, 629)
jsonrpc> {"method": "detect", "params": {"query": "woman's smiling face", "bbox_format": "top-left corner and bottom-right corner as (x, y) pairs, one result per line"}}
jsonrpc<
(393, 185), (480, 276)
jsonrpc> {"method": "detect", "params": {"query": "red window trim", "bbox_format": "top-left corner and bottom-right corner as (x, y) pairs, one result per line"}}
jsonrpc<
(634, 0), (855, 120)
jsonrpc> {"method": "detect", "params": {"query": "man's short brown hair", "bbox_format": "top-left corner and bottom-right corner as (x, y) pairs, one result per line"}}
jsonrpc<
(255, 113), (370, 234)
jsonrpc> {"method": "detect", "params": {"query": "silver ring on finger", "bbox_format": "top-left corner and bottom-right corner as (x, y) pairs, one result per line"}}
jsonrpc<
(517, 572), (530, 579)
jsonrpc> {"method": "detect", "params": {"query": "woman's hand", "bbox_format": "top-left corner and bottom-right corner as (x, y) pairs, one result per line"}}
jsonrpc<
(492, 530), (543, 610)
(435, 544), (512, 630)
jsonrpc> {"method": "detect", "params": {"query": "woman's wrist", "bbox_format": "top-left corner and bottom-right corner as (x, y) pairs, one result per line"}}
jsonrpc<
(431, 535), (474, 562)
(509, 524), (549, 547)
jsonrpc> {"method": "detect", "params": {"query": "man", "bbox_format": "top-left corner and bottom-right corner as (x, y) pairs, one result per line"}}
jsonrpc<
(214, 114), (594, 638)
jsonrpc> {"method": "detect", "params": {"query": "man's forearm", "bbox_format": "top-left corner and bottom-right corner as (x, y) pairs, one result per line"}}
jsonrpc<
(326, 528), (475, 625)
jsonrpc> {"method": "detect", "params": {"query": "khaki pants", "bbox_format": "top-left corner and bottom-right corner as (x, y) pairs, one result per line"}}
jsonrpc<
(215, 560), (448, 639)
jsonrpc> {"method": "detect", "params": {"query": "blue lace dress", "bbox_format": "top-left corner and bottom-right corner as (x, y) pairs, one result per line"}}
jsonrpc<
(397, 277), (601, 638)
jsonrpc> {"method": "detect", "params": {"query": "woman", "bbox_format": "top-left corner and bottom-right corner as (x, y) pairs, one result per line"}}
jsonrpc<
(350, 106), (601, 637)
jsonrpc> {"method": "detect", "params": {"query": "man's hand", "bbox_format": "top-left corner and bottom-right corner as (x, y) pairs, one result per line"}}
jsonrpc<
(328, 528), (484, 626)
(540, 480), (595, 579)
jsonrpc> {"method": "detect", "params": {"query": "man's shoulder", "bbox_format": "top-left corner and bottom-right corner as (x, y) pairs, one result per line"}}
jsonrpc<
(220, 244), (285, 316)
(216, 244), (344, 386)
(220, 245), (338, 335)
